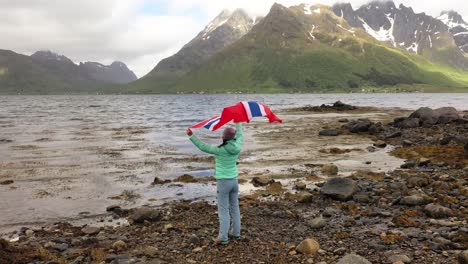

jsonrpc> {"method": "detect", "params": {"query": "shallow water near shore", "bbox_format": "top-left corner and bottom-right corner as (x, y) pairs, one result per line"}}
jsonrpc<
(0, 93), (467, 235)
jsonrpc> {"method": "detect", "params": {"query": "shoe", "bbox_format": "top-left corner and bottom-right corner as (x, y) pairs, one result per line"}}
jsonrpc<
(233, 236), (241, 241)
(213, 239), (229, 245)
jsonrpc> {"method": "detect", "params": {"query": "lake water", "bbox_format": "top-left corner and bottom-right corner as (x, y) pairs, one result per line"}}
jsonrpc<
(0, 93), (467, 234)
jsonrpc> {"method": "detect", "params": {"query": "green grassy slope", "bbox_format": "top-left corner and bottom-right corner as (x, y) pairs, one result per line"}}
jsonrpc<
(111, 4), (468, 94)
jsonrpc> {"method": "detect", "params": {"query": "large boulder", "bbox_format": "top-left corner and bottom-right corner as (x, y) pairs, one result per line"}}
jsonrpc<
(337, 254), (372, 264)
(344, 119), (373, 133)
(321, 178), (357, 201)
(409, 107), (439, 127)
(434, 107), (460, 124)
(128, 208), (162, 224)
(394, 117), (420, 129)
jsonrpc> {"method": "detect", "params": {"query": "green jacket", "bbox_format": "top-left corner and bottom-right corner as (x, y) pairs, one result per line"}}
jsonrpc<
(189, 123), (243, 179)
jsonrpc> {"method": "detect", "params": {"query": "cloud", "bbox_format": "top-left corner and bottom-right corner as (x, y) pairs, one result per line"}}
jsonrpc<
(0, 0), (466, 77)
(0, 0), (202, 77)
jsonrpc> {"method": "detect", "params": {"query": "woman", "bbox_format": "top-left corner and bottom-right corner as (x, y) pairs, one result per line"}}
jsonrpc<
(186, 123), (243, 245)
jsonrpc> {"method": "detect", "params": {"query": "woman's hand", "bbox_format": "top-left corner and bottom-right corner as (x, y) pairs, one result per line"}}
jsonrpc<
(186, 128), (193, 136)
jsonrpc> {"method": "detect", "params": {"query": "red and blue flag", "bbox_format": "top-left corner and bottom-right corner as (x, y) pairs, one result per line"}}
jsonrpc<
(190, 101), (282, 131)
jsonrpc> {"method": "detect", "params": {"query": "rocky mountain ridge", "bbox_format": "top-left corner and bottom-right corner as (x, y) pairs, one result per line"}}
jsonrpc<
(146, 9), (256, 78)
(332, 1), (465, 67)
(438, 10), (468, 53)
(0, 49), (137, 94)
(31, 50), (137, 84)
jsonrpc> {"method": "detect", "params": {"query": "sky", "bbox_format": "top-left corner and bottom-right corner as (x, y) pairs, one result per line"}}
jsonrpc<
(0, 0), (466, 77)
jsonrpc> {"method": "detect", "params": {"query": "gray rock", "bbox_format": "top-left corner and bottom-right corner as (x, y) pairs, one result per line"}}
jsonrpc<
(152, 177), (171, 185)
(321, 178), (357, 201)
(128, 208), (162, 224)
(106, 205), (122, 212)
(308, 217), (326, 229)
(373, 140), (387, 148)
(424, 203), (453, 218)
(296, 192), (314, 203)
(251, 176), (274, 187)
(407, 176), (430, 187)
(319, 128), (341, 136)
(336, 254), (372, 264)
(321, 163), (338, 176)
(395, 117), (420, 129)
(400, 194), (431, 206)
(385, 131), (402, 138)
(294, 181), (307, 190)
(409, 107), (438, 127)
(187, 234), (200, 245)
(354, 193), (370, 203)
(388, 254), (412, 263)
(344, 119), (373, 133)
(52, 243), (69, 252)
(142, 246), (158, 257)
(81, 226), (100, 235)
(434, 107), (460, 124)
(367, 146), (376, 152)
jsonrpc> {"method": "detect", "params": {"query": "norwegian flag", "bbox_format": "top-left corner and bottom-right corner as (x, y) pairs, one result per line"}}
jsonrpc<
(190, 101), (282, 131)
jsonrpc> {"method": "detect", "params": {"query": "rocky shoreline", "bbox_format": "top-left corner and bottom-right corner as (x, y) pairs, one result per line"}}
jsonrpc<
(1, 103), (467, 264)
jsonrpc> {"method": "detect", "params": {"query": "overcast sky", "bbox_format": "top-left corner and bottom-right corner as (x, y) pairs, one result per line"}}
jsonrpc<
(1, 0), (466, 77)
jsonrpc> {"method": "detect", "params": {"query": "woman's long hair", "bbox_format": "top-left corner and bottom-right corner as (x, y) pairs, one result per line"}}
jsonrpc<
(218, 138), (235, 148)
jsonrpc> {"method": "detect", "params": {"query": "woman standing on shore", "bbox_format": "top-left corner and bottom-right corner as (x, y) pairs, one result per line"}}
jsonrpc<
(186, 123), (243, 245)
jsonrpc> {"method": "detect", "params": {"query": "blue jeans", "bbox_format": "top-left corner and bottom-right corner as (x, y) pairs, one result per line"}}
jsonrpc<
(216, 178), (241, 241)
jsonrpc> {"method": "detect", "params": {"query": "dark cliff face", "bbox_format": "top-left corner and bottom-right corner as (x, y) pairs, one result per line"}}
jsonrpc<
(146, 9), (254, 77)
(30, 50), (137, 84)
(332, 1), (464, 66)
(332, 3), (363, 28)
(438, 11), (468, 53)
(79, 61), (137, 84)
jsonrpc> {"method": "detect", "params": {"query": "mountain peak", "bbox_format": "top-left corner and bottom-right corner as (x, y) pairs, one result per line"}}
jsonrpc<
(439, 10), (467, 28)
(31, 50), (73, 64)
(366, 0), (397, 11)
(110, 61), (128, 69)
(200, 8), (252, 39)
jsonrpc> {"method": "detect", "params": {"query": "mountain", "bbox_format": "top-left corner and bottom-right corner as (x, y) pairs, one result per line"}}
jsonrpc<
(0, 49), (74, 94)
(438, 11), (468, 53)
(0, 50), (137, 94)
(333, 1), (466, 68)
(78, 61), (137, 84)
(131, 9), (256, 92)
(117, 2), (468, 94)
(31, 50), (137, 84)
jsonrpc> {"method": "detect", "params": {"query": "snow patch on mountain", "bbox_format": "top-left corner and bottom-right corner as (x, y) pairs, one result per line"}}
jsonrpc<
(359, 16), (395, 46)
(308, 25), (317, 40)
(303, 4), (312, 15)
(337, 24), (356, 36)
(438, 13), (468, 29)
(407, 42), (418, 53)
(203, 18), (229, 37)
